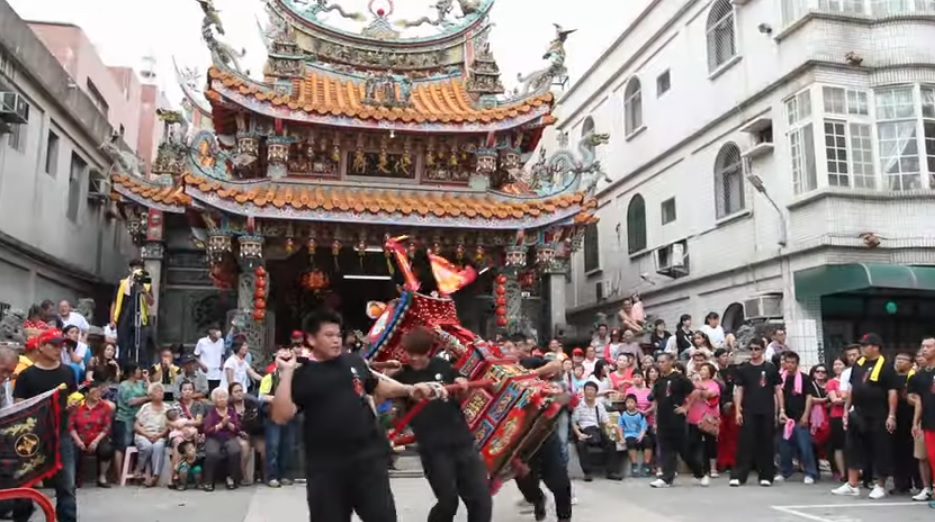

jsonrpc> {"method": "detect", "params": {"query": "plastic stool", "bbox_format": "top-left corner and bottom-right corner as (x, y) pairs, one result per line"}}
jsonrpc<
(119, 447), (139, 486)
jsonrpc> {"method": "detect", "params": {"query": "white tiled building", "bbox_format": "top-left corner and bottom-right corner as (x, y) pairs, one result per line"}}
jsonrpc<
(543, 0), (935, 364)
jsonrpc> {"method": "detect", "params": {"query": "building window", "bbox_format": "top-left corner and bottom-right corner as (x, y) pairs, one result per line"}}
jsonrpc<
(624, 77), (643, 136)
(875, 86), (923, 190)
(661, 197), (677, 225)
(583, 223), (600, 273)
(922, 85), (935, 187)
(822, 86), (874, 189)
(817, 0), (867, 14)
(7, 119), (26, 152)
(656, 70), (671, 97)
(706, 0), (737, 73)
(786, 89), (818, 195)
(86, 79), (109, 117)
(67, 152), (86, 223)
(45, 131), (59, 176)
(627, 194), (647, 254)
(871, 0), (935, 15)
(714, 143), (745, 219)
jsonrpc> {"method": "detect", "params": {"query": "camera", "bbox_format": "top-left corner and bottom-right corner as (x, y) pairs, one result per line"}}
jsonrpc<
(131, 268), (152, 285)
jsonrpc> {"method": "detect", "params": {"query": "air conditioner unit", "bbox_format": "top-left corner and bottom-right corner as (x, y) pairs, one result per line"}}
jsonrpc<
(87, 174), (111, 204)
(0, 92), (29, 125)
(655, 241), (689, 278)
(743, 293), (783, 319)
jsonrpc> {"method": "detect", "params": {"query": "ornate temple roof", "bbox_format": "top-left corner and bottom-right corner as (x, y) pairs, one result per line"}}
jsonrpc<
(112, 172), (596, 229)
(208, 67), (553, 132)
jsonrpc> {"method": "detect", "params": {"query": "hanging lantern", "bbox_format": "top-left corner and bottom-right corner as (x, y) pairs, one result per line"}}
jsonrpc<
(475, 245), (485, 263)
(455, 243), (465, 263)
(254, 298), (267, 310)
(254, 266), (267, 277)
(255, 277), (267, 290)
(300, 269), (330, 291)
(252, 309), (266, 321)
(285, 237), (295, 254)
(407, 241), (417, 259)
(495, 274), (507, 285)
(495, 306), (506, 317)
(496, 316), (507, 327)
(495, 295), (506, 307)
(494, 284), (505, 296)
(253, 288), (265, 299)
(307, 237), (317, 253)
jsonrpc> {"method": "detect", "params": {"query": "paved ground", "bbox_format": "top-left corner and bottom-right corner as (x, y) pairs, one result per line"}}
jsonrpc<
(19, 473), (933, 522)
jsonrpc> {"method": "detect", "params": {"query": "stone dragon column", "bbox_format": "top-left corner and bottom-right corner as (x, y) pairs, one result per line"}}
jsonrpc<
(236, 235), (269, 365)
(503, 245), (528, 336)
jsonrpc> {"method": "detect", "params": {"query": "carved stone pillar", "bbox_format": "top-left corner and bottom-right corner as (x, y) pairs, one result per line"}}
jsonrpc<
(539, 243), (569, 340)
(236, 235), (268, 365)
(266, 136), (291, 179)
(503, 245), (528, 335)
(470, 148), (497, 190)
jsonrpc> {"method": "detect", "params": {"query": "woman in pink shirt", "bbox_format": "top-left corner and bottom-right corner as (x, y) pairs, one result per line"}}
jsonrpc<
(687, 363), (721, 477)
(609, 354), (635, 395)
(825, 357), (847, 480)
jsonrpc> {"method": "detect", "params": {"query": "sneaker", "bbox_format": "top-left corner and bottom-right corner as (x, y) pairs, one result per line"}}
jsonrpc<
(656, 469), (663, 478)
(729, 479), (741, 487)
(913, 488), (933, 501)
(267, 479), (281, 488)
(583, 474), (593, 482)
(280, 478), (294, 486)
(710, 470), (719, 478)
(831, 483), (860, 497)
(533, 499), (547, 522)
(697, 475), (710, 487)
(571, 497), (578, 506)
(804, 476), (815, 485)
(759, 480), (772, 487)
(650, 478), (671, 488)
(773, 475), (785, 483)
(517, 500), (535, 515)
(869, 485), (886, 500)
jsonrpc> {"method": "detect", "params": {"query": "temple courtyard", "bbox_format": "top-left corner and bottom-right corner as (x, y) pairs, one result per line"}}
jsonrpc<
(32, 477), (930, 522)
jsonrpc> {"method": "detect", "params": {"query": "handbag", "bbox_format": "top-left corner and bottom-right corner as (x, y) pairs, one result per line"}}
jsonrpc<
(698, 413), (721, 437)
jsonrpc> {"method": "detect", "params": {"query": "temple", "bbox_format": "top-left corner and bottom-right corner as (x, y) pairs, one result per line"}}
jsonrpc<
(110, 0), (609, 361)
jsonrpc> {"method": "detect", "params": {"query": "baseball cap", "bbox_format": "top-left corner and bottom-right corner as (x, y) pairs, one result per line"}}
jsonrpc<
(290, 330), (303, 340)
(859, 333), (883, 346)
(36, 328), (65, 346)
(572, 347), (584, 357)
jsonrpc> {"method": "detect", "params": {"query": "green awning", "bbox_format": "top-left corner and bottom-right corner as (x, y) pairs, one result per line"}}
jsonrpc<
(794, 263), (935, 300)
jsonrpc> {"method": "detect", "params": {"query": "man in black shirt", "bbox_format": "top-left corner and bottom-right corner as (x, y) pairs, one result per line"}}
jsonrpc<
(892, 351), (920, 494)
(832, 333), (898, 499)
(776, 351), (818, 483)
(10, 328), (78, 522)
(269, 309), (436, 522)
(729, 339), (783, 487)
(909, 337), (935, 497)
(650, 352), (706, 488)
(506, 337), (572, 522)
(390, 327), (491, 522)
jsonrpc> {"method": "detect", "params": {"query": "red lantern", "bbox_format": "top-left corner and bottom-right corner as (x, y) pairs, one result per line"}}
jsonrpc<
(494, 284), (506, 296)
(253, 288), (265, 299)
(496, 316), (507, 327)
(495, 296), (506, 307)
(254, 298), (266, 310)
(255, 277), (266, 290)
(255, 266), (267, 277)
(253, 309), (266, 321)
(495, 274), (507, 285)
(495, 306), (506, 317)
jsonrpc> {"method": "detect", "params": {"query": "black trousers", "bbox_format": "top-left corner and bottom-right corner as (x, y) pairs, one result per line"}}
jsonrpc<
(687, 425), (717, 474)
(658, 419), (704, 484)
(515, 433), (571, 520)
(306, 454), (397, 522)
(74, 437), (115, 484)
(730, 412), (776, 484)
(893, 412), (920, 491)
(574, 432), (620, 476)
(845, 412), (893, 479)
(420, 444), (492, 522)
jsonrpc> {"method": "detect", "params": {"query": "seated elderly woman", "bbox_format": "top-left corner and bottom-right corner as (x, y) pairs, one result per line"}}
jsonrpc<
(133, 382), (169, 487)
(229, 382), (263, 485)
(203, 386), (242, 491)
(68, 380), (115, 487)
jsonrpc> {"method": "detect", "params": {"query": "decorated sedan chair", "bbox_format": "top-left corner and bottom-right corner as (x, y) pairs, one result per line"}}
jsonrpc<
(364, 237), (563, 491)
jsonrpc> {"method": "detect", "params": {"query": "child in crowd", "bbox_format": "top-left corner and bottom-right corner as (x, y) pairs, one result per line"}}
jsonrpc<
(175, 440), (202, 490)
(167, 408), (197, 442)
(617, 395), (651, 477)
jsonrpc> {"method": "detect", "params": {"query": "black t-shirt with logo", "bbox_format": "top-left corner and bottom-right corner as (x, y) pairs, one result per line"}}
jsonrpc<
(908, 368), (935, 431)
(652, 371), (694, 429)
(848, 357), (898, 419)
(13, 364), (78, 433)
(290, 353), (387, 468)
(394, 358), (474, 452)
(735, 361), (782, 415)
(781, 372), (816, 421)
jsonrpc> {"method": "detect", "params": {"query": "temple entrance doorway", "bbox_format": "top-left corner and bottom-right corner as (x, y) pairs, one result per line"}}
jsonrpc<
(266, 248), (397, 345)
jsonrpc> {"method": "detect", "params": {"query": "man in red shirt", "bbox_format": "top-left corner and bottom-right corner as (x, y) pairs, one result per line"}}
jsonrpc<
(68, 381), (115, 487)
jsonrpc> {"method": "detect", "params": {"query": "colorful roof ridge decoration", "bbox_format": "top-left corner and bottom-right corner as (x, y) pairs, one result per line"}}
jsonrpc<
(112, 175), (191, 210)
(208, 68), (553, 125)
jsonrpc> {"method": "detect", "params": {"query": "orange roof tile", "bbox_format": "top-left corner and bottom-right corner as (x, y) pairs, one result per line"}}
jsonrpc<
(208, 68), (553, 125)
(112, 175), (191, 206)
(181, 173), (584, 220)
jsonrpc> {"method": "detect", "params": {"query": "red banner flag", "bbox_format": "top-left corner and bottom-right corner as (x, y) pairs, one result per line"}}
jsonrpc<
(429, 253), (477, 296)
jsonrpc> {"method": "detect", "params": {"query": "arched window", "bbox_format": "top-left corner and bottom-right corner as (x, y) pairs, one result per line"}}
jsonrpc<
(624, 78), (643, 136)
(714, 143), (745, 219)
(706, 0), (737, 73)
(626, 194), (647, 254)
(581, 116), (595, 137)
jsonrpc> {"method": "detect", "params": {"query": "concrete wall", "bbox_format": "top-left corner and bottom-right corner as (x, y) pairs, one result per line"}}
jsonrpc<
(542, 0), (935, 364)
(138, 83), (171, 176)
(0, 0), (136, 312)
(28, 22), (142, 153)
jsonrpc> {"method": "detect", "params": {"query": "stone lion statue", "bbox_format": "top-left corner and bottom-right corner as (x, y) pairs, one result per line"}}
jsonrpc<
(0, 309), (26, 345)
(75, 298), (96, 325)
